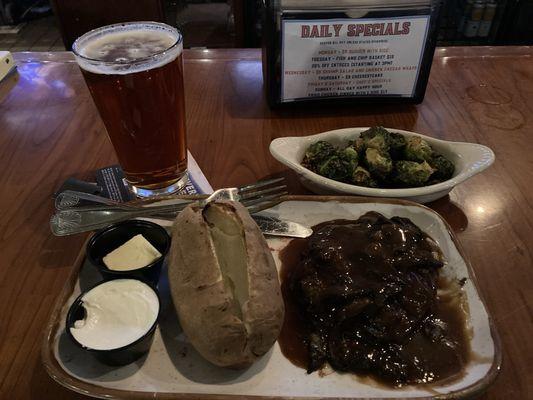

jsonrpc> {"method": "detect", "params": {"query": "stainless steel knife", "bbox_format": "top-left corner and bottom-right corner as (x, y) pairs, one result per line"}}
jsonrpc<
(252, 215), (312, 238)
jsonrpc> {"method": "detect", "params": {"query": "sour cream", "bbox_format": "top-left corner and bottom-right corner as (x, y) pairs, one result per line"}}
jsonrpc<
(69, 279), (159, 350)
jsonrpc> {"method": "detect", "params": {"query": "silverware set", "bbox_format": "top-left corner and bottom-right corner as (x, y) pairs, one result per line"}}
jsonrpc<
(50, 178), (289, 236)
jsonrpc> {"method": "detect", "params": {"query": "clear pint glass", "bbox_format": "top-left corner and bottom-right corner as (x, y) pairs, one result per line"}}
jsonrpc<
(73, 22), (187, 197)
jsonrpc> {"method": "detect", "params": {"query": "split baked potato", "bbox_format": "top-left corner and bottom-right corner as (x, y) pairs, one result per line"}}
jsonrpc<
(168, 200), (284, 368)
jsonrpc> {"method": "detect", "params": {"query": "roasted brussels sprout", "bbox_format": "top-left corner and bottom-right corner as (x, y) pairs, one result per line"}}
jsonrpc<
(365, 148), (392, 180)
(352, 137), (367, 157)
(360, 126), (389, 140)
(318, 153), (353, 181)
(302, 141), (336, 170)
(342, 146), (359, 170)
(429, 154), (455, 181)
(404, 136), (433, 162)
(360, 126), (391, 152)
(352, 166), (377, 187)
(394, 160), (434, 187)
(389, 132), (407, 160)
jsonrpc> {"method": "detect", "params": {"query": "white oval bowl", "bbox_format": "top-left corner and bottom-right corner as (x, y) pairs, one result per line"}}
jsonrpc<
(270, 127), (495, 203)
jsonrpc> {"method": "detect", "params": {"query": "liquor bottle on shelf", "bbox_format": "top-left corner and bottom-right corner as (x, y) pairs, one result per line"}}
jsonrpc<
(457, 0), (474, 36)
(478, 1), (497, 38)
(464, 0), (485, 38)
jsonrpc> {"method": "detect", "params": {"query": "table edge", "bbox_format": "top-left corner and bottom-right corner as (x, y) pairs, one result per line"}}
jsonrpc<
(11, 46), (533, 65)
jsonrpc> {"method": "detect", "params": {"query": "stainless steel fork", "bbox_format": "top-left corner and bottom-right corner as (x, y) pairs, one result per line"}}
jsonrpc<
(55, 178), (286, 212)
(50, 178), (287, 236)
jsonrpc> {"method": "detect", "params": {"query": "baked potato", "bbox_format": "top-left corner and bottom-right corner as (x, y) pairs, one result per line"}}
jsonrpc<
(168, 200), (285, 368)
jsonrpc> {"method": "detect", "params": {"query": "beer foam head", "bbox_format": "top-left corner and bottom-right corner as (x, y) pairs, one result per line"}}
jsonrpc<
(73, 22), (182, 75)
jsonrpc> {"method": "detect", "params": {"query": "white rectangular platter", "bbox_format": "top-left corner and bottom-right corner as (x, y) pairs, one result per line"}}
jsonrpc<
(42, 196), (501, 399)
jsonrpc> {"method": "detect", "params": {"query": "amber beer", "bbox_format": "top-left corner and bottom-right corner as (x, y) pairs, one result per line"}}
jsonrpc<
(73, 22), (187, 197)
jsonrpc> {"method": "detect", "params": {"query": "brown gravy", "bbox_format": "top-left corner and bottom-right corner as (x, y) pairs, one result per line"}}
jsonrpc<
(278, 212), (470, 386)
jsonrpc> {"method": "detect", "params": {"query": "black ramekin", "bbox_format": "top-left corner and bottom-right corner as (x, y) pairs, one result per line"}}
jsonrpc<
(65, 278), (161, 366)
(86, 220), (171, 285)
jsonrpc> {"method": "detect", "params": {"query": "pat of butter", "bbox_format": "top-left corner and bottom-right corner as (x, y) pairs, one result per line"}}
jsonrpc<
(103, 234), (162, 271)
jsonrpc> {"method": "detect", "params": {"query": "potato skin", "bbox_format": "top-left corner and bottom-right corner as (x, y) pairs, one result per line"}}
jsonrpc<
(168, 201), (284, 368)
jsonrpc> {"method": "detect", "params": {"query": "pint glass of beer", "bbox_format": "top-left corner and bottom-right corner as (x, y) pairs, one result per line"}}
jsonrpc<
(72, 22), (187, 197)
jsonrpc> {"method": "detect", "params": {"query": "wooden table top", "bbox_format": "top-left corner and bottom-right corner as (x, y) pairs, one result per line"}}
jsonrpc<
(0, 47), (531, 399)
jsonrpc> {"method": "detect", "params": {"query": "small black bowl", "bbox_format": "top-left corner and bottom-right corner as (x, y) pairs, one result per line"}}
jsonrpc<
(87, 220), (171, 285)
(65, 278), (161, 366)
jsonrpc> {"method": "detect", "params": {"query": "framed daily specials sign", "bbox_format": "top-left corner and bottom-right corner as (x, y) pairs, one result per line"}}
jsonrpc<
(262, 1), (441, 106)
(281, 16), (430, 101)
